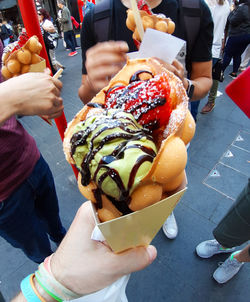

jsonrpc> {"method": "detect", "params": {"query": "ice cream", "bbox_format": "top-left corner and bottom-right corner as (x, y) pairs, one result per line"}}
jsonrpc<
(70, 109), (157, 212)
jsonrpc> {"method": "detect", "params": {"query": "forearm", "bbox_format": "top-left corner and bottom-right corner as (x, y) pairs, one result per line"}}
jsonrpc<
(188, 60), (212, 101)
(78, 75), (97, 104)
(188, 76), (212, 101)
(0, 83), (19, 125)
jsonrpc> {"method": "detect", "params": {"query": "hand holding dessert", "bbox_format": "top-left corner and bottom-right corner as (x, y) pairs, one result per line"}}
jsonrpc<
(0, 72), (63, 125)
(12, 201), (157, 302)
(84, 41), (129, 96)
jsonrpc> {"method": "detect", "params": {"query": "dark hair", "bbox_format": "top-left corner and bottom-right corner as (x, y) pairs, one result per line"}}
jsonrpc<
(218, 0), (225, 5)
(0, 19), (2, 23)
(38, 8), (51, 20)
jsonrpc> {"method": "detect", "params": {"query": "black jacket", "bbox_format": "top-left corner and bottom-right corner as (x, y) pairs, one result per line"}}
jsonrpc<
(226, 2), (250, 36)
(0, 24), (9, 41)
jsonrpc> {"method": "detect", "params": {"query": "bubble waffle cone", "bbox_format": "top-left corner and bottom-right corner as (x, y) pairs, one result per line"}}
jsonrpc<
(64, 58), (195, 222)
(1, 35), (44, 80)
(126, 8), (175, 43)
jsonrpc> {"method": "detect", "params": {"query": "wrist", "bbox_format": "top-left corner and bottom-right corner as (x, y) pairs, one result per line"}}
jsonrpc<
(185, 79), (195, 99)
(183, 78), (189, 90)
(33, 277), (57, 302)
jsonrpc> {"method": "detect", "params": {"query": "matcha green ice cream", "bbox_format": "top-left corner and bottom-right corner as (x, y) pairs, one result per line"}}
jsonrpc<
(70, 109), (157, 210)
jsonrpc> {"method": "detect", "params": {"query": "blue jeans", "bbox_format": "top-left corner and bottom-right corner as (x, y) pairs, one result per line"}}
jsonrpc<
(0, 155), (66, 263)
(222, 34), (250, 73)
(64, 30), (76, 52)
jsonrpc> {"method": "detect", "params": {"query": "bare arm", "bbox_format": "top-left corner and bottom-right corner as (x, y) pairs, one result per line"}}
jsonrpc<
(154, 59), (212, 101)
(0, 72), (63, 126)
(188, 60), (213, 101)
(78, 41), (129, 104)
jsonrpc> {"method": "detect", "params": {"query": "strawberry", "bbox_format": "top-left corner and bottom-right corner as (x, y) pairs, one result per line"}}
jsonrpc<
(138, 0), (153, 15)
(105, 73), (172, 130)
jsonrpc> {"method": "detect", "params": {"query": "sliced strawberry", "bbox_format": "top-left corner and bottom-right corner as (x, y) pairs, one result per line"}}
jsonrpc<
(138, 0), (153, 15)
(105, 73), (172, 130)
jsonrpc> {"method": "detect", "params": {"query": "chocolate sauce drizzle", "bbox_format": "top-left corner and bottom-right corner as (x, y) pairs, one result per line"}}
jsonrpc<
(70, 110), (156, 214)
(87, 102), (104, 109)
(129, 70), (153, 82)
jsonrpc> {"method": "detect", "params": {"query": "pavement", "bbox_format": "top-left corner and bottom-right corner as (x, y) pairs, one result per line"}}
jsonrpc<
(0, 39), (249, 302)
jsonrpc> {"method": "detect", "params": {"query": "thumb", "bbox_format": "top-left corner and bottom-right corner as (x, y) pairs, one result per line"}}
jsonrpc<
(116, 245), (157, 276)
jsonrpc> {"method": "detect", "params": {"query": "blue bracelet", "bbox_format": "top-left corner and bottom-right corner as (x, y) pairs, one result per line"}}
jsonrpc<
(21, 274), (42, 302)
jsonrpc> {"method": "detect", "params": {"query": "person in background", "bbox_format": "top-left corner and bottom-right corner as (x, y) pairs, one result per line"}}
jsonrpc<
(196, 180), (250, 283)
(38, 8), (65, 72)
(11, 201), (157, 302)
(82, 0), (94, 19)
(221, 0), (250, 79)
(0, 19), (10, 46)
(0, 67), (66, 263)
(239, 44), (250, 71)
(57, 0), (78, 57)
(71, 15), (81, 49)
(200, 0), (231, 114)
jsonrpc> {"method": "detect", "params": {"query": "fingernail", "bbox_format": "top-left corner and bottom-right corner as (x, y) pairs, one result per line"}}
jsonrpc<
(146, 245), (157, 263)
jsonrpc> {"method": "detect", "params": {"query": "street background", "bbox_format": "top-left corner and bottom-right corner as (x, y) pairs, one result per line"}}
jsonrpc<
(0, 39), (249, 301)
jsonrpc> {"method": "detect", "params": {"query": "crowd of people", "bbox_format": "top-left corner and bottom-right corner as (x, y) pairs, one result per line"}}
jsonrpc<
(0, 0), (249, 301)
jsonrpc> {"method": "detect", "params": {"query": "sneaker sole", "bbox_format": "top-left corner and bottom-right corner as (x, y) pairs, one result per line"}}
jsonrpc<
(196, 247), (235, 259)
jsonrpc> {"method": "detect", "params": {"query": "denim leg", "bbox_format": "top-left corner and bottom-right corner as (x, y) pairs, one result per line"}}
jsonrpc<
(0, 170), (53, 263)
(0, 155), (66, 263)
(190, 101), (200, 122)
(27, 155), (66, 244)
(64, 31), (75, 52)
(208, 80), (219, 103)
(64, 31), (76, 52)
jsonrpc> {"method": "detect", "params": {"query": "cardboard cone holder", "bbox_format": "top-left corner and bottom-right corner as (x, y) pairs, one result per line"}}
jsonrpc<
(92, 175), (187, 253)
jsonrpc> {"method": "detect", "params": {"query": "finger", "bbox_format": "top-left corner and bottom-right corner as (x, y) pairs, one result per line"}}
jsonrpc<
(50, 84), (62, 98)
(87, 52), (127, 69)
(42, 103), (64, 119)
(172, 59), (182, 69)
(53, 97), (63, 107)
(93, 41), (129, 55)
(46, 108), (64, 119)
(90, 64), (124, 82)
(112, 245), (157, 276)
(51, 77), (63, 90)
(43, 68), (51, 75)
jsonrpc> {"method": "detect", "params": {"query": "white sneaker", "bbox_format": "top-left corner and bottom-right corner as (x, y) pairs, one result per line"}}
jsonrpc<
(162, 212), (178, 239)
(213, 252), (244, 284)
(196, 239), (235, 258)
